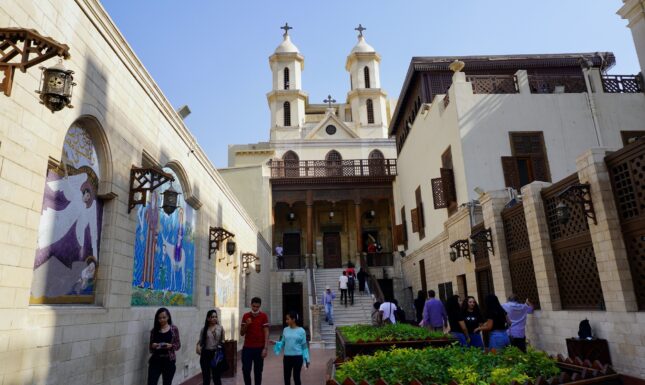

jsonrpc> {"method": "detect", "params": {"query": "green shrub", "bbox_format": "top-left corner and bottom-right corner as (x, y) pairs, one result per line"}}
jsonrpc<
(334, 346), (559, 385)
(338, 324), (448, 343)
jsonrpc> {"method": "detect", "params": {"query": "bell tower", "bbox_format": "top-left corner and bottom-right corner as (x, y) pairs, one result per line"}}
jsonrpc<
(345, 24), (389, 138)
(268, 23), (308, 140)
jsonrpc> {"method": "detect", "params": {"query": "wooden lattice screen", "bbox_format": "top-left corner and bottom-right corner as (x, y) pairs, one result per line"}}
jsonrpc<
(605, 139), (645, 310)
(541, 174), (605, 310)
(501, 202), (540, 309)
(471, 223), (489, 269)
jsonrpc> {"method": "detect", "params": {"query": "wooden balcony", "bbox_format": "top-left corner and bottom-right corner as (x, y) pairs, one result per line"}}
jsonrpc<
(268, 159), (397, 182)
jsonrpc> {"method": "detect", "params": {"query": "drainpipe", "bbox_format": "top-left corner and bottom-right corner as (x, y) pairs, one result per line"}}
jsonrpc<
(581, 59), (603, 147)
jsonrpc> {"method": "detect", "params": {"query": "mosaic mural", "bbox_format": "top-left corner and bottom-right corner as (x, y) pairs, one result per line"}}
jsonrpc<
(131, 168), (195, 306)
(30, 125), (103, 304)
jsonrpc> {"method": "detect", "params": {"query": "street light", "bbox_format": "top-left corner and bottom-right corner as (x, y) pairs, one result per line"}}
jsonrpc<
(36, 60), (76, 112)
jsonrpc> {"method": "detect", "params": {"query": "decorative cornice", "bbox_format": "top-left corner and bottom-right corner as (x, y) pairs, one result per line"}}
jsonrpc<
(617, 0), (645, 26)
(235, 150), (275, 156)
(345, 52), (382, 70)
(347, 88), (387, 100)
(267, 89), (308, 103)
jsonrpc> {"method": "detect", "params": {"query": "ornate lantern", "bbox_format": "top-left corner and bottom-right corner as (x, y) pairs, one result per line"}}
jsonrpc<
(555, 201), (571, 225)
(36, 60), (76, 112)
(161, 184), (180, 215)
(226, 239), (236, 256)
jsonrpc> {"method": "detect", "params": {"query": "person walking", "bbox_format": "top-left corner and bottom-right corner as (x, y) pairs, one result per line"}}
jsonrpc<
(475, 294), (510, 351)
(379, 299), (397, 325)
(462, 296), (484, 348)
(502, 294), (534, 352)
(147, 307), (181, 385)
(321, 286), (336, 325)
(445, 295), (469, 346)
(271, 311), (310, 385)
(196, 310), (226, 385)
(413, 290), (427, 323)
(346, 264), (356, 305)
(421, 290), (447, 331)
(338, 271), (349, 307)
(275, 244), (284, 269)
(357, 267), (368, 295)
(240, 297), (270, 385)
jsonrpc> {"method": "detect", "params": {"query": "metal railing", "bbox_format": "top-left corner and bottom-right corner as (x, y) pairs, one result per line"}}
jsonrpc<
(528, 74), (586, 94)
(268, 158), (397, 179)
(366, 252), (393, 267)
(601, 74), (643, 93)
(466, 75), (518, 94)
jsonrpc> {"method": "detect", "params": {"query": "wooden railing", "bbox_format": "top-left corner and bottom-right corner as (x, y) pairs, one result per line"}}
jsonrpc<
(268, 158), (397, 179)
(466, 75), (518, 94)
(602, 74), (643, 93)
(528, 74), (586, 93)
(366, 252), (393, 267)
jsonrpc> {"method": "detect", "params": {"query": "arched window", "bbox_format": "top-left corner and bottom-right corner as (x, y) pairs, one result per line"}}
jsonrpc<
(325, 150), (343, 177)
(368, 150), (386, 176)
(284, 67), (290, 90)
(282, 151), (299, 177)
(283, 101), (291, 126)
(366, 99), (374, 124)
(31, 124), (105, 304)
(364, 66), (371, 88)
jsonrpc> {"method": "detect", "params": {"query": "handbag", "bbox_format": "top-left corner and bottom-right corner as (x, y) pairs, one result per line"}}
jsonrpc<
(209, 347), (229, 371)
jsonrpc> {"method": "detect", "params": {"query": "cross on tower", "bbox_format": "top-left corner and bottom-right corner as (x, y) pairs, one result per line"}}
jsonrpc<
(355, 24), (366, 37)
(324, 95), (336, 108)
(280, 23), (293, 36)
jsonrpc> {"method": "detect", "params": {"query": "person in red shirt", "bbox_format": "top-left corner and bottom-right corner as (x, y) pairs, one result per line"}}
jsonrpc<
(240, 297), (270, 385)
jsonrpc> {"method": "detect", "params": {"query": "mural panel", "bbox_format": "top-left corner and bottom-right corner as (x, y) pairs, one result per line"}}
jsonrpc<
(131, 168), (195, 306)
(30, 125), (103, 304)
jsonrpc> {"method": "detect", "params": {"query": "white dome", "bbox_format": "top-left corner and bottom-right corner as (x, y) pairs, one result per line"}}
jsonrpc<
(274, 35), (299, 54)
(351, 36), (375, 54)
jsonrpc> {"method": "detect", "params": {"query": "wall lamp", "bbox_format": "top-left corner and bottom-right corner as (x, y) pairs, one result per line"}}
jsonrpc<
(128, 166), (176, 214)
(241, 253), (260, 274)
(470, 228), (494, 256)
(555, 183), (597, 225)
(328, 210), (335, 221)
(365, 209), (376, 223)
(209, 226), (235, 260)
(287, 212), (296, 223)
(449, 239), (471, 262)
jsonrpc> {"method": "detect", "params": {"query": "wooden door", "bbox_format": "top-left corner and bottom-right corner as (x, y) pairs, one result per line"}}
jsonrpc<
(419, 259), (427, 295)
(476, 267), (494, 313)
(282, 233), (302, 269)
(282, 283), (304, 327)
(323, 232), (341, 268)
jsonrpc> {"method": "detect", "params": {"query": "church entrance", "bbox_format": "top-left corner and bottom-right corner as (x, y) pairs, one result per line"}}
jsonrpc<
(323, 232), (342, 268)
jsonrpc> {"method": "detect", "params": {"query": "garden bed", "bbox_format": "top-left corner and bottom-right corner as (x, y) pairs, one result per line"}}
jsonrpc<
(327, 346), (620, 385)
(336, 324), (454, 360)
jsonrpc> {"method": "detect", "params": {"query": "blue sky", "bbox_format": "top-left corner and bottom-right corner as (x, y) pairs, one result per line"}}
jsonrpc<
(101, 1), (638, 168)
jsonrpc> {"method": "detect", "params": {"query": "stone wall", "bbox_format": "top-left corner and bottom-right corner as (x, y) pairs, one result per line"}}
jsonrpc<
(0, 1), (270, 384)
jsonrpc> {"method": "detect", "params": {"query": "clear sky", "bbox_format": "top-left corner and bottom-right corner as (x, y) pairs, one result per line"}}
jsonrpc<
(101, 0), (638, 168)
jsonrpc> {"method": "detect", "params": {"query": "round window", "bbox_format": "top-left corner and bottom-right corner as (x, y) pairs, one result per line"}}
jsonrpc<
(326, 125), (337, 135)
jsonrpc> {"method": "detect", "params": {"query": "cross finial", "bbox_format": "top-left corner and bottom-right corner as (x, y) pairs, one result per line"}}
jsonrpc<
(324, 94), (336, 108)
(280, 23), (292, 36)
(355, 24), (366, 37)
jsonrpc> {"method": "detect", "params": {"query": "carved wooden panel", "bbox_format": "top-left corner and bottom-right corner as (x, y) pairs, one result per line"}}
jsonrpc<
(431, 178), (447, 209)
(411, 208), (419, 233)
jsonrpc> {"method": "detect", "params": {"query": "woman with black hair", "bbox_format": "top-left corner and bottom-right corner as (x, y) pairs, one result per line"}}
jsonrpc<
(445, 295), (469, 346)
(413, 290), (427, 323)
(475, 294), (510, 350)
(270, 311), (310, 385)
(196, 309), (226, 385)
(148, 307), (181, 385)
(462, 296), (484, 348)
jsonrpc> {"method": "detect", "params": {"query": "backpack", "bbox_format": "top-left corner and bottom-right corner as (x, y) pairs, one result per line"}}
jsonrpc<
(578, 319), (592, 339)
(348, 274), (355, 288)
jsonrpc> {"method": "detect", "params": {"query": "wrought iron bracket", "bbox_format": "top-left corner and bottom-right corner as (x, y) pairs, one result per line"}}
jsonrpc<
(241, 252), (258, 273)
(557, 183), (597, 225)
(128, 166), (174, 213)
(0, 28), (70, 96)
(450, 239), (471, 261)
(470, 228), (494, 255)
(209, 226), (235, 259)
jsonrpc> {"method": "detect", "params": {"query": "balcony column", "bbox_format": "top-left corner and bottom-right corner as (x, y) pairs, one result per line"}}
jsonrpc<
(354, 198), (363, 266)
(306, 190), (314, 268)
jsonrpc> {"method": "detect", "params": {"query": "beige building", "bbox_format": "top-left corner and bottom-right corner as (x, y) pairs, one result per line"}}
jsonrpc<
(221, 27), (400, 336)
(388, 51), (645, 379)
(0, 1), (270, 384)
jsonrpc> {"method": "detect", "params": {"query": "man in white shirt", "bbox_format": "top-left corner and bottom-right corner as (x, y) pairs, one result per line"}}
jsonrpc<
(379, 300), (397, 324)
(338, 271), (349, 307)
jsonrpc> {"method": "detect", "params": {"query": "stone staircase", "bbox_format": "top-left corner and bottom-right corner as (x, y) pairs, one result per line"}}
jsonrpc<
(313, 268), (375, 349)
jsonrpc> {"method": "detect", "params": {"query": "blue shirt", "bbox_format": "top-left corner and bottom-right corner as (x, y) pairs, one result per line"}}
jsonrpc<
(423, 298), (447, 328)
(502, 301), (534, 338)
(281, 327), (309, 359)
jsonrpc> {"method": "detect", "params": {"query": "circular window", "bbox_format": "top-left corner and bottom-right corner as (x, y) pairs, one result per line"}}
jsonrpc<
(326, 125), (337, 135)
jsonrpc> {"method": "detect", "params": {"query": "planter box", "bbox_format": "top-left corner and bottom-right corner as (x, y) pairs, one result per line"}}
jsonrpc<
(335, 328), (455, 360)
(326, 354), (621, 385)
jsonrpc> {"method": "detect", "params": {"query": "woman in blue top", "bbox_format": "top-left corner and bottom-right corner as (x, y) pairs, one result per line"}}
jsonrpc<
(270, 311), (310, 385)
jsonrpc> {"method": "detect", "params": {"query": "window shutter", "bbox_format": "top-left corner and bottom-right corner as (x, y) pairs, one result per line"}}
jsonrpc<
(530, 155), (550, 183)
(411, 208), (419, 233)
(431, 178), (448, 209)
(440, 168), (456, 203)
(501, 156), (521, 191)
(415, 186), (425, 237)
(394, 224), (404, 246)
